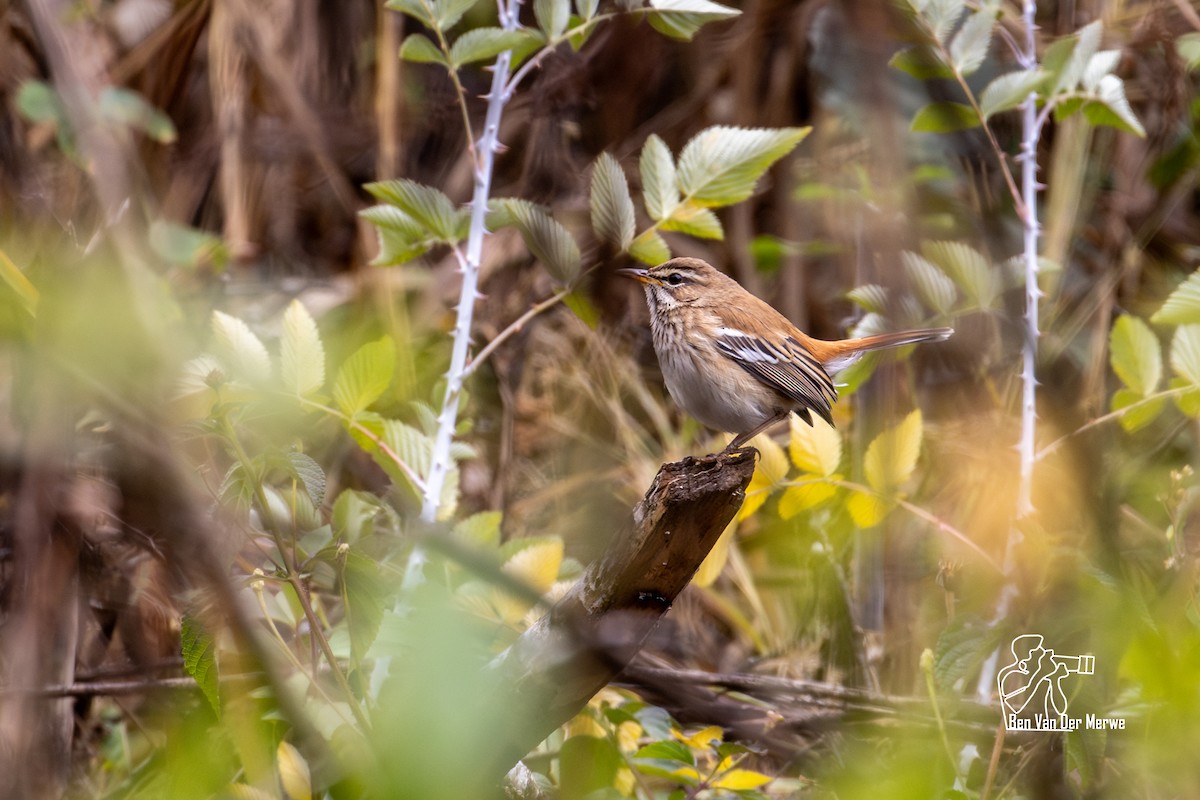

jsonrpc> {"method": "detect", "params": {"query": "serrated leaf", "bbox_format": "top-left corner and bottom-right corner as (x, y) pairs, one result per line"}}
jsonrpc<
(948, 6), (995, 76)
(365, 179), (462, 242)
(640, 134), (679, 221)
(661, 202), (723, 239)
(778, 480), (837, 518)
(888, 45), (953, 80)
(341, 550), (389, 665)
(287, 452), (327, 507)
(453, 511), (502, 547)
(1171, 325), (1200, 386)
(921, 0), (967, 45)
(492, 199), (581, 283)
(644, 0), (740, 40)
(590, 153), (636, 251)
(846, 284), (889, 315)
(864, 409), (923, 492)
(738, 433), (788, 520)
(181, 614), (219, 714)
(1082, 49), (1121, 91)
(980, 69), (1044, 118)
(212, 311), (271, 381)
(399, 33), (448, 65)
(902, 251), (957, 314)
(1053, 20), (1102, 93)
(277, 741), (311, 800)
(361, 204), (443, 265)
(385, 0), (435, 26)
(789, 413), (841, 476)
(629, 229), (671, 265)
(846, 489), (891, 528)
(575, 0), (598, 20)
(923, 241), (998, 309)
(534, 0), (569, 37)
(1152, 271), (1200, 325)
(436, 0), (479, 28)
(677, 126), (808, 207)
(1111, 387), (1164, 433)
(378, 419), (432, 490)
(1109, 315), (1161, 396)
(281, 300), (325, 396)
(450, 27), (541, 65)
(1083, 75), (1145, 137)
(333, 336), (395, 416)
(502, 538), (564, 594)
(911, 101), (980, 133)
(933, 616), (999, 690)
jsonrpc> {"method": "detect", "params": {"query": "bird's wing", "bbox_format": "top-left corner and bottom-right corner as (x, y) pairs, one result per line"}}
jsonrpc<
(714, 329), (838, 426)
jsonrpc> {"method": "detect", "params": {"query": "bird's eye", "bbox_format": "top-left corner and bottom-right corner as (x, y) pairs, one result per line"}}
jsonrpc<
(666, 273), (684, 286)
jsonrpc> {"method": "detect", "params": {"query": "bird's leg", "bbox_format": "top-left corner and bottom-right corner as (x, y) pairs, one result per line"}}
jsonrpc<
(721, 410), (792, 453)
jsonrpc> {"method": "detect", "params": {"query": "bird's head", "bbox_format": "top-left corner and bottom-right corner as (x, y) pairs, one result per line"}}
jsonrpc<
(617, 258), (725, 310)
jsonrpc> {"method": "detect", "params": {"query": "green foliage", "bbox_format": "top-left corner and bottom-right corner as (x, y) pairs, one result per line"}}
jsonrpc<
(181, 614), (219, 715)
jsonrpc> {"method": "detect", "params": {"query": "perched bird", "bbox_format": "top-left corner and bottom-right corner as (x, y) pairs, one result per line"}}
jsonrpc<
(620, 257), (952, 450)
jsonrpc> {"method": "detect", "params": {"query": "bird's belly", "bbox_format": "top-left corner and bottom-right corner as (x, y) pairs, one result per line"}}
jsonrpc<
(659, 344), (778, 434)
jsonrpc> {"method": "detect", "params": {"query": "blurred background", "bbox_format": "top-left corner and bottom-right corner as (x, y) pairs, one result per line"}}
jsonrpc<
(1, 0), (1199, 797)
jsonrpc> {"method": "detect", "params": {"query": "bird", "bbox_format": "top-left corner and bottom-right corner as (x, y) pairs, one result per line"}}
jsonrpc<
(619, 257), (953, 451)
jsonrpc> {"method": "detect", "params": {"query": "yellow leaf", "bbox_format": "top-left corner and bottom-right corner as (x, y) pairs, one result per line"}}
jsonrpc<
(713, 768), (773, 790)
(778, 480), (837, 518)
(694, 520), (735, 587)
(502, 539), (564, 595)
(228, 785), (276, 800)
(789, 414), (841, 476)
(674, 724), (723, 749)
(738, 433), (788, 520)
(616, 720), (642, 752)
(847, 489), (892, 528)
(864, 410), (923, 492)
(565, 713), (607, 739)
(277, 741), (311, 800)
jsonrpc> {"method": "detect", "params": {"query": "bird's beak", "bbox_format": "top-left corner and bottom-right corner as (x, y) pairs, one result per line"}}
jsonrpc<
(617, 267), (656, 285)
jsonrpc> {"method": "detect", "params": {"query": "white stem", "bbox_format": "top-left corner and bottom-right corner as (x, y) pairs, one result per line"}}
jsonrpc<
(419, 0), (521, 525)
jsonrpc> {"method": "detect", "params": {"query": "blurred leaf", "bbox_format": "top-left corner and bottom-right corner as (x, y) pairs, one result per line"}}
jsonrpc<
(712, 768), (771, 790)
(635, 740), (694, 763)
(437, 0), (479, 28)
(846, 284), (889, 315)
(980, 69), (1044, 118)
(846, 489), (891, 528)
(923, 240), (998, 309)
(386, 0), (434, 26)
(675, 724), (723, 748)
(917, 0), (967, 46)
(564, 290), (601, 328)
(1109, 315), (1161, 396)
(342, 549), (389, 665)
(629, 229), (671, 265)
(644, 0), (739, 41)
(934, 616), (1000, 690)
(502, 537), (564, 595)
(360, 204), (438, 265)
(911, 102), (980, 133)
(181, 614), (219, 715)
(1152, 270), (1200, 325)
(789, 414), (841, 476)
(575, 0), (598, 19)
(491, 198), (581, 282)
(1065, 726), (1106, 792)
(1082, 75), (1146, 137)
(640, 134), (680, 221)
(450, 28), (542, 65)
(149, 220), (227, 269)
(661, 201), (723, 239)
(285, 452), (327, 508)
(277, 741), (311, 800)
(1169, 376), (1200, 417)
(377, 419), (431, 491)
(778, 480), (837, 518)
(677, 126), (809, 207)
(1111, 387), (1164, 433)
(212, 311), (271, 382)
(1082, 49), (1121, 91)
(281, 300), (325, 397)
(739, 433), (789, 519)
(693, 520), (733, 587)
(453, 511), (503, 548)
(534, 0), (569, 38)
(902, 251), (957, 314)
(864, 410), (923, 493)
(590, 153), (636, 252)
(16, 80), (61, 123)
(888, 46), (953, 80)
(0, 248), (38, 317)
(1171, 325), (1200, 386)
(948, 5), (995, 76)
(1051, 20), (1102, 93)
(98, 87), (177, 142)
(560, 735), (621, 799)
(400, 33), (449, 64)
(333, 336), (396, 416)
(366, 179), (463, 242)
(1178, 33), (1200, 71)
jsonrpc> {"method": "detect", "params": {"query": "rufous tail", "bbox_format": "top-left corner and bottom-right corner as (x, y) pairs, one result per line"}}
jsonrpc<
(819, 327), (953, 372)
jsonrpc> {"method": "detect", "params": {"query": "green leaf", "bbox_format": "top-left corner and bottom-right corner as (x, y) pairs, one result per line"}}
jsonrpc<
(436, 0), (479, 28)
(564, 290), (601, 328)
(640, 134), (680, 221)
(677, 126), (809, 207)
(381, 419), (433, 487)
(450, 28), (541, 65)
(386, 0), (435, 26)
(1170, 325), (1200, 386)
(1083, 75), (1146, 137)
(864, 409), (923, 492)
(281, 300), (325, 396)
(644, 0), (739, 40)
(902, 251), (957, 314)
(629, 229), (670, 265)
(1178, 33), (1200, 72)
(590, 153), (636, 251)
(534, 0), (570, 38)
(365, 179), (463, 242)
(361, 204), (438, 265)
(212, 310), (271, 381)
(399, 33), (449, 65)
(911, 101), (981, 133)
(453, 511), (503, 547)
(922, 241), (998, 309)
(661, 201), (723, 239)
(181, 614), (219, 715)
(980, 69), (1044, 119)
(98, 87), (177, 143)
(333, 336), (396, 416)
(492, 199), (582, 283)
(635, 740), (695, 763)
(1052, 20), (1102, 93)
(1109, 315), (1161, 396)
(919, 0), (967, 46)
(561, 735), (622, 797)
(934, 616), (1000, 690)
(1152, 271), (1200, 325)
(16, 80), (62, 124)
(948, 6), (995, 76)
(1111, 387), (1164, 433)
(1169, 376), (1200, 417)
(1082, 50), (1121, 91)
(846, 284), (889, 315)
(575, 0), (599, 20)
(341, 550), (389, 665)
(888, 46), (953, 80)
(287, 452), (327, 507)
